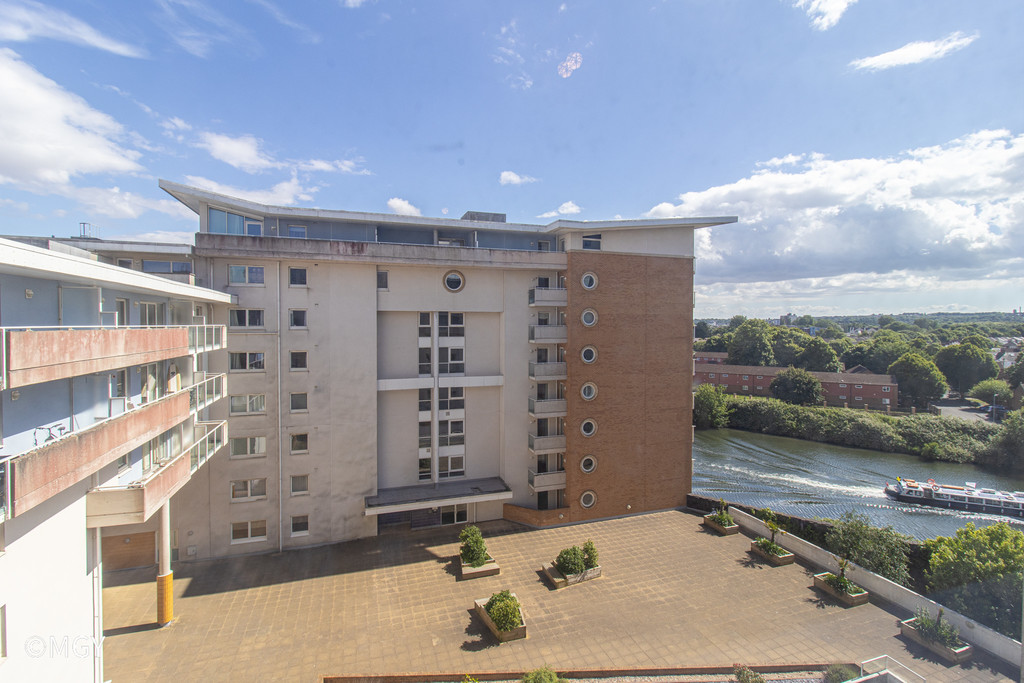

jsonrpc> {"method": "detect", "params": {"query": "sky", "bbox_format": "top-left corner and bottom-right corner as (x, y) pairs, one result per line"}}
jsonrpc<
(0, 0), (1021, 318)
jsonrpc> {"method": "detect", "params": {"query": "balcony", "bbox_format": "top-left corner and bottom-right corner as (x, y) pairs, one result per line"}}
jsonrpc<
(86, 421), (226, 527)
(527, 468), (566, 493)
(528, 397), (567, 418)
(528, 362), (567, 381)
(528, 433), (566, 454)
(529, 325), (568, 344)
(0, 324), (226, 389)
(190, 372), (226, 414)
(529, 287), (568, 307)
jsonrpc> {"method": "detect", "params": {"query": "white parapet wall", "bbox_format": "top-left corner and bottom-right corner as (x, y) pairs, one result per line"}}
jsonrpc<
(729, 506), (1022, 667)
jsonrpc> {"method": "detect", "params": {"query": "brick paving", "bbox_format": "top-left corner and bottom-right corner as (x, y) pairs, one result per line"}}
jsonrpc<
(102, 510), (1018, 682)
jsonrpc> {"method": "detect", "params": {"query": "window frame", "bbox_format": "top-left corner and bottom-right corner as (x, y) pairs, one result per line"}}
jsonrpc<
(289, 267), (307, 287)
(228, 265), (265, 286)
(290, 351), (308, 371)
(289, 309), (307, 329)
(290, 515), (310, 537)
(229, 352), (265, 372)
(229, 309), (265, 329)
(230, 478), (268, 502)
(290, 474), (310, 496)
(290, 433), (309, 454)
(230, 436), (267, 459)
(229, 394), (267, 415)
(230, 520), (268, 544)
(290, 392), (308, 413)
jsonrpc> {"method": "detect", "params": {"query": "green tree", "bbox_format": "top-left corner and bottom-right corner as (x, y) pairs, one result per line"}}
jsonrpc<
(914, 317), (938, 330)
(877, 314), (895, 327)
(693, 384), (731, 429)
(925, 522), (1024, 639)
(816, 322), (845, 339)
(1006, 353), (1024, 389)
(769, 367), (822, 405)
(701, 332), (732, 353)
(982, 409), (1024, 470)
(728, 314), (747, 330)
(887, 353), (948, 408)
(823, 512), (911, 586)
(865, 330), (911, 374)
(694, 320), (712, 338)
(828, 336), (853, 358)
(934, 343), (999, 394)
(728, 319), (776, 366)
(967, 379), (1013, 405)
(796, 337), (843, 372)
(771, 326), (809, 366)
(793, 314), (815, 327)
(961, 333), (993, 350)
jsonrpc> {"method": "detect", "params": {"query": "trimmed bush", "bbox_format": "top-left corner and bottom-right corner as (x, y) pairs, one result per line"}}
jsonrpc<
(733, 666), (766, 683)
(824, 664), (858, 683)
(582, 540), (599, 569)
(521, 668), (568, 683)
(459, 525), (488, 568)
(555, 545), (586, 576)
(484, 590), (522, 632)
(912, 607), (964, 648)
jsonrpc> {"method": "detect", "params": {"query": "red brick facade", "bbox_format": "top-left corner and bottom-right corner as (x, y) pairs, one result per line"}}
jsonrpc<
(694, 363), (897, 410)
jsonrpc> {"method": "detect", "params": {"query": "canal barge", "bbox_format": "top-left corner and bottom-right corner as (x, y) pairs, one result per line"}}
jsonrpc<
(885, 478), (1024, 518)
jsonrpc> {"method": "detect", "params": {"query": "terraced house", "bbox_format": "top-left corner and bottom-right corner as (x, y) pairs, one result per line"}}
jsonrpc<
(0, 237), (230, 681)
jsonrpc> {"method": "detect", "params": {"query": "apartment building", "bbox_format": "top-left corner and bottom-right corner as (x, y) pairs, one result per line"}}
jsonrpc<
(0, 237), (230, 681)
(82, 180), (726, 561)
(694, 362), (898, 409)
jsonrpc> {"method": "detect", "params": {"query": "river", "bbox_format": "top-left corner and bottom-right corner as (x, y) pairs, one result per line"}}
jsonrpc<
(693, 429), (1024, 541)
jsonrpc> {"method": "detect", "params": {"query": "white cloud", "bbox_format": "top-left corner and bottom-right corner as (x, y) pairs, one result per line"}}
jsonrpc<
(0, 197), (30, 211)
(341, 0), (369, 7)
(495, 20), (533, 90)
(850, 31), (979, 71)
(245, 0), (320, 43)
(0, 49), (142, 188)
(499, 170), (538, 186)
(156, 0), (250, 58)
(387, 197), (421, 216)
(792, 0), (857, 31)
(557, 52), (582, 78)
(645, 130), (1024, 297)
(161, 116), (192, 141)
(196, 132), (280, 173)
(185, 174), (319, 206)
(538, 200), (581, 218)
(0, 0), (146, 57)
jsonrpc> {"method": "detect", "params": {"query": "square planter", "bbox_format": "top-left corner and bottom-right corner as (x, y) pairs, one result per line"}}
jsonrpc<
(899, 618), (972, 664)
(702, 514), (739, 536)
(459, 555), (500, 580)
(750, 540), (795, 566)
(542, 562), (602, 589)
(474, 594), (526, 642)
(813, 572), (869, 606)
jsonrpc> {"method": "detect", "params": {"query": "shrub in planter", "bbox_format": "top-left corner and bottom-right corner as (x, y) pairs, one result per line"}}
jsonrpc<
(521, 668), (568, 683)
(912, 607), (964, 650)
(459, 525), (488, 568)
(555, 545), (586, 576)
(707, 498), (735, 527)
(484, 590), (522, 632)
(582, 540), (599, 570)
(824, 664), (858, 683)
(824, 558), (862, 595)
(733, 666), (766, 683)
(753, 509), (787, 556)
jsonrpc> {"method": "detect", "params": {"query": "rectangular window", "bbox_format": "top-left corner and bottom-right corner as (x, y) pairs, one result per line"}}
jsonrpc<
(756, 375), (763, 380)
(231, 520), (267, 543)
(230, 436), (266, 458)
(110, 369), (127, 399)
(290, 474), (309, 495)
(289, 267), (307, 286)
(419, 457), (431, 481)
(230, 352), (265, 371)
(882, 398), (890, 405)
(438, 420), (464, 447)
(418, 348), (431, 376)
(438, 454), (465, 479)
(377, 271), (389, 290)
(209, 208), (262, 236)
(229, 309), (264, 328)
(418, 312), (431, 338)
(742, 375), (749, 380)
(722, 373), (729, 378)
(229, 394), (266, 415)
(288, 225), (306, 239)
(582, 233), (602, 250)
(438, 387), (464, 410)
(855, 396), (863, 401)
(117, 258), (132, 269)
(537, 240), (551, 252)
(418, 421), (431, 449)
(855, 384), (863, 389)
(139, 302), (161, 327)
(839, 395), (847, 400)
(290, 309), (307, 328)
(418, 388), (431, 412)
(228, 265), (265, 285)
(438, 312), (464, 337)
(290, 351), (307, 370)
(440, 504), (467, 525)
(291, 515), (309, 536)
(709, 373), (716, 378)
(142, 260), (171, 273)
(245, 219), (263, 236)
(116, 454), (129, 471)
(439, 347), (464, 375)
(742, 385), (749, 391)
(839, 383), (847, 388)
(290, 393), (308, 412)
(290, 433), (309, 453)
(230, 478), (267, 501)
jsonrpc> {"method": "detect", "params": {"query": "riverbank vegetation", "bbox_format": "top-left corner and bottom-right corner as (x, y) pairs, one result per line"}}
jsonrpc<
(694, 391), (1024, 471)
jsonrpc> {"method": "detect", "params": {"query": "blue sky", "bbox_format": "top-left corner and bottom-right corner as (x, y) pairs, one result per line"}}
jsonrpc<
(0, 0), (1021, 318)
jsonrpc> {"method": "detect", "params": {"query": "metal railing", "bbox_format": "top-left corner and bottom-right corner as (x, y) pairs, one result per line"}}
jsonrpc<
(857, 655), (924, 683)
(189, 372), (227, 414)
(187, 324), (226, 353)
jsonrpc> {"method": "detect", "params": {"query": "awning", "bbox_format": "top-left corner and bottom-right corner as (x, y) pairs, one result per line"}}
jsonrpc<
(364, 477), (513, 516)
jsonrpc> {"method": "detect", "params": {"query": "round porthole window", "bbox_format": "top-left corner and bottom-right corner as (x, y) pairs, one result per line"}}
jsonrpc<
(580, 455), (597, 473)
(581, 346), (597, 364)
(581, 309), (598, 327)
(443, 270), (465, 292)
(580, 490), (597, 508)
(581, 382), (598, 401)
(580, 418), (597, 437)
(581, 272), (598, 290)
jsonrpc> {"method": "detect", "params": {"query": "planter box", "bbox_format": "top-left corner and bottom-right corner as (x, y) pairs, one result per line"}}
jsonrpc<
(702, 514), (739, 536)
(542, 562), (602, 589)
(750, 540), (795, 566)
(813, 572), (869, 606)
(474, 594), (526, 642)
(899, 618), (973, 664)
(459, 555), (500, 580)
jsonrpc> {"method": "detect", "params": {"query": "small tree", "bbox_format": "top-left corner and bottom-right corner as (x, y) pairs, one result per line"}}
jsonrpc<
(582, 540), (599, 569)
(769, 367), (822, 405)
(459, 525), (488, 568)
(693, 383), (731, 429)
(887, 352), (948, 408)
(555, 545), (586, 576)
(967, 378), (1013, 406)
(484, 590), (522, 632)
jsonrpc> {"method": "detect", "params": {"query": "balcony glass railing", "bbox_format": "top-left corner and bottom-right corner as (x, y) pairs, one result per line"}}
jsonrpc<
(528, 397), (567, 415)
(528, 325), (568, 342)
(527, 467), (567, 489)
(528, 287), (568, 306)
(189, 372), (226, 414)
(528, 361), (567, 379)
(188, 324), (226, 353)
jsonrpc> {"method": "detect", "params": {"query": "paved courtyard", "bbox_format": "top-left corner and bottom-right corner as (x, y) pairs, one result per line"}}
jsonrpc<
(102, 510), (1018, 682)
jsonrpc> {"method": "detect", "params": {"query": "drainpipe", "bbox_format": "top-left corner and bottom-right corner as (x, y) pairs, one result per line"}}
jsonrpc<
(277, 262), (284, 552)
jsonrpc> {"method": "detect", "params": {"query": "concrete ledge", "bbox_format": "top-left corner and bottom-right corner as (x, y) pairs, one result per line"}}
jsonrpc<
(324, 664), (834, 682)
(459, 557), (500, 580)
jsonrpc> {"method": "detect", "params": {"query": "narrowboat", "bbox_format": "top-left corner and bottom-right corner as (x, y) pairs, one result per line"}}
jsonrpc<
(884, 478), (1024, 518)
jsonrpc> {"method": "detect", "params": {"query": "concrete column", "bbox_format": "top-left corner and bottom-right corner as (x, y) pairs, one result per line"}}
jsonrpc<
(156, 501), (173, 625)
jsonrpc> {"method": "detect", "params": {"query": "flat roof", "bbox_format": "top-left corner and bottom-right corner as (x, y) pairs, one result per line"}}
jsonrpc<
(364, 477), (513, 516)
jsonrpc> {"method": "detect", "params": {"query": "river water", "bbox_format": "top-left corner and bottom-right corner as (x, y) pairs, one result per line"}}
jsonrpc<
(693, 429), (1024, 541)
